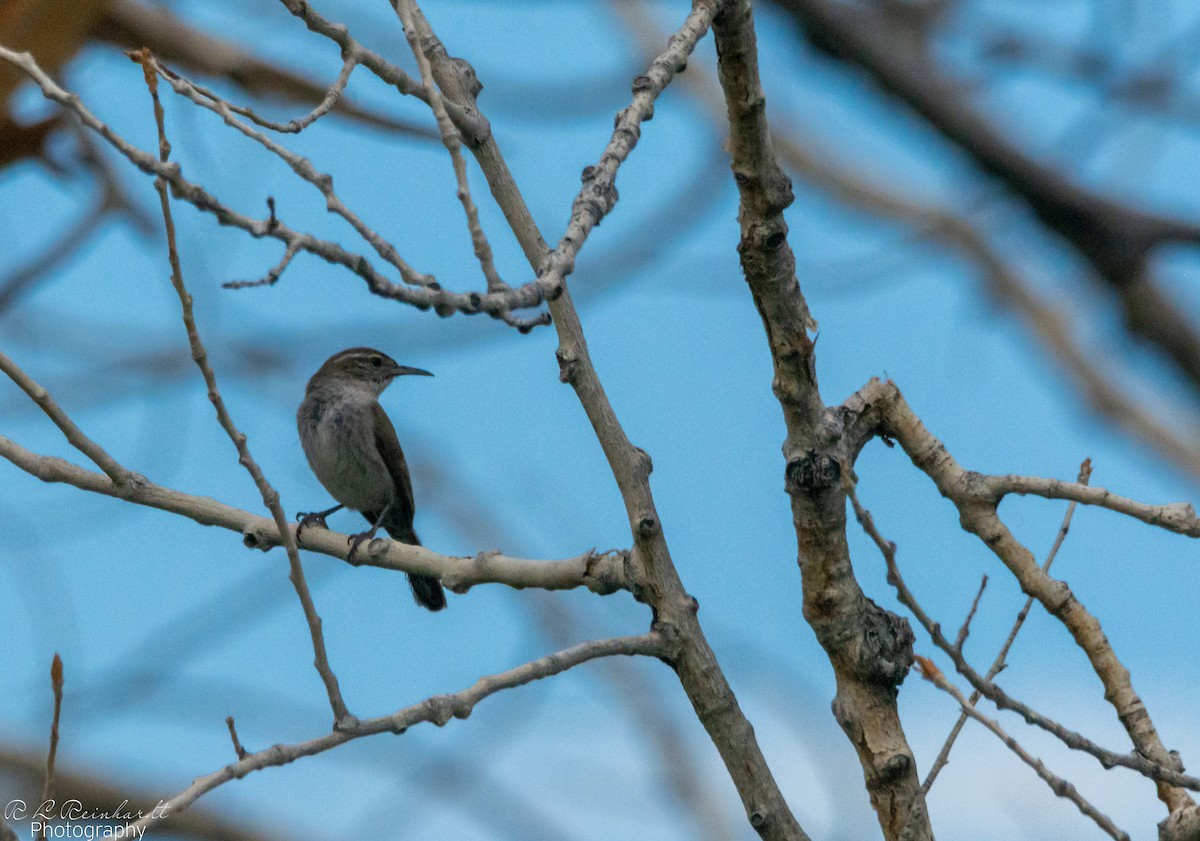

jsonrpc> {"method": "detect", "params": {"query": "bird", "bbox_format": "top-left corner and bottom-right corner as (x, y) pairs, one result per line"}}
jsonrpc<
(295, 346), (446, 611)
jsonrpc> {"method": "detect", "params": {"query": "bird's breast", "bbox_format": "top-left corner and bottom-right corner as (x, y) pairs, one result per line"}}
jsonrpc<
(298, 396), (394, 513)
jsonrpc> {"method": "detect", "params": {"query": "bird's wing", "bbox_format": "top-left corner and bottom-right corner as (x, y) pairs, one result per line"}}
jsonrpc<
(372, 401), (417, 534)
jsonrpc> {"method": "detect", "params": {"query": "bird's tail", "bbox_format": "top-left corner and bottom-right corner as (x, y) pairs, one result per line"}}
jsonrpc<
(408, 573), (447, 611)
(387, 526), (447, 612)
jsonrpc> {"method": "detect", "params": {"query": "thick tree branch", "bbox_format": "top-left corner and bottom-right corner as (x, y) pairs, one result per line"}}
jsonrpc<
(767, 126), (1200, 480)
(850, 484), (1200, 794)
(712, 2), (929, 838)
(621, 0), (1200, 482)
(392, 1), (811, 837)
(857, 377), (1196, 816)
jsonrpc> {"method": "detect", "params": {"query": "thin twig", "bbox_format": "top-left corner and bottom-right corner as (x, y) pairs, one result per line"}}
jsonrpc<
(390, 2), (550, 333)
(185, 55), (361, 134)
(0, 45), (550, 324)
(276, 0), (488, 142)
(130, 48), (352, 727)
(37, 654), (64, 841)
(394, 0), (506, 293)
(225, 716), (249, 760)
(223, 239), (301, 289)
(149, 55), (433, 288)
(952, 575), (988, 654)
(0, 350), (129, 484)
(913, 657), (1131, 841)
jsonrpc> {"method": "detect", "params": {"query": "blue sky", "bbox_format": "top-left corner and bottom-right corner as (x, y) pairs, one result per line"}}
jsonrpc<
(2, 1), (1198, 839)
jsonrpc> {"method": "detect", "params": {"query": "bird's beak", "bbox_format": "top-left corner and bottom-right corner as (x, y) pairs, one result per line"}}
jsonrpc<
(390, 364), (433, 378)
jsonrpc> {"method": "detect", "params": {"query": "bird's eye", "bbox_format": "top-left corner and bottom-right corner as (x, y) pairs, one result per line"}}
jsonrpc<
(370, 356), (383, 368)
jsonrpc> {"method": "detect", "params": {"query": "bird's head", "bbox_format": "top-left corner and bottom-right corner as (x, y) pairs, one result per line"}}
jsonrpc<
(307, 347), (432, 397)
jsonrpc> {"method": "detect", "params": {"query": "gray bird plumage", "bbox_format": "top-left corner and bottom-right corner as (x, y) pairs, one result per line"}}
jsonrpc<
(297, 347), (446, 611)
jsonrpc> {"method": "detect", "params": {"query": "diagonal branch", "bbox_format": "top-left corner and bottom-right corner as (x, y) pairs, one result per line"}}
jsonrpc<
(921, 459), (1092, 794)
(0, 350), (129, 485)
(132, 48), (352, 726)
(119, 634), (666, 835)
(392, 1), (811, 837)
(857, 377), (1196, 815)
(850, 482), (1200, 794)
(913, 657), (1131, 841)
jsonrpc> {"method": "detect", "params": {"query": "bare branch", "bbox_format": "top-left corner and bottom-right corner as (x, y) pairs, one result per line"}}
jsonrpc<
(849, 483), (1200, 795)
(0, 350), (129, 484)
(274, 0), (487, 142)
(37, 653), (64, 841)
(394, 0), (506, 294)
(527, 0), (716, 303)
(0, 431), (628, 593)
(120, 634), (667, 834)
(130, 47), (353, 725)
(223, 236), (301, 290)
(224, 717), (249, 761)
(984, 474), (1200, 536)
(97, 0), (436, 138)
(711, 0), (930, 837)
(147, 55), (433, 288)
(923, 459), (1093, 793)
(856, 378), (1197, 813)
(0, 45), (550, 323)
(396, 1), (812, 836)
(952, 574), (988, 654)
(180, 55), (362, 135)
(913, 657), (1132, 841)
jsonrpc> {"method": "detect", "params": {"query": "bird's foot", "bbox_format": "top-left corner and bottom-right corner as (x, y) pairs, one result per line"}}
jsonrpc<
(346, 531), (379, 565)
(295, 504), (343, 541)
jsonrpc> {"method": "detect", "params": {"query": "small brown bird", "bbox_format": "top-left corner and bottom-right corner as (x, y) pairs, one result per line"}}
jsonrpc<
(296, 347), (446, 611)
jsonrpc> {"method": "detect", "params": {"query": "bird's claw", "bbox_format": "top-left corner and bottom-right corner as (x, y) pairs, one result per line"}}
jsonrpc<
(295, 510), (330, 541)
(346, 532), (373, 565)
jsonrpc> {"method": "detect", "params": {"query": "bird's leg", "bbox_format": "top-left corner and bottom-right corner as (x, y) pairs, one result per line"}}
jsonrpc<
(295, 503), (344, 540)
(347, 504), (392, 565)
